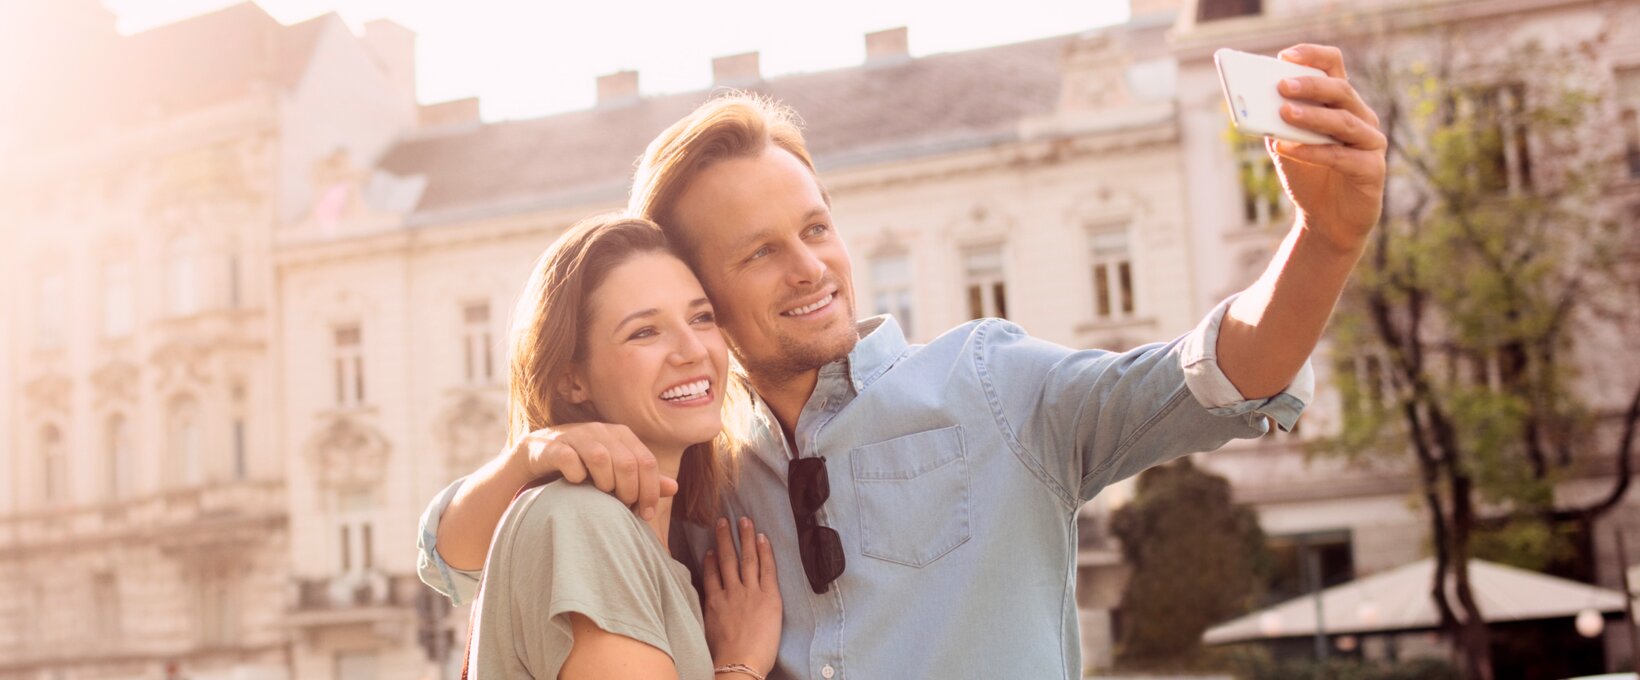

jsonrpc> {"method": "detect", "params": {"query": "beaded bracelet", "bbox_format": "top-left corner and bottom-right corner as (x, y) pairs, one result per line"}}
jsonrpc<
(713, 663), (767, 680)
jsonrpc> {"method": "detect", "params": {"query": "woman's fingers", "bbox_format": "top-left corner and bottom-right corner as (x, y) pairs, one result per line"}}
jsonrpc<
(703, 548), (724, 598)
(756, 531), (777, 593)
(738, 518), (759, 587)
(714, 518), (740, 590)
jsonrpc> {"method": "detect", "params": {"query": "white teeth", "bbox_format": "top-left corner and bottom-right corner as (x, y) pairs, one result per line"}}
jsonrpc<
(784, 294), (833, 316)
(661, 379), (710, 401)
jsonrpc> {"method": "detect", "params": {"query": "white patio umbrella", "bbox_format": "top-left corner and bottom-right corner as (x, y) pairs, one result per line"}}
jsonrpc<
(1205, 558), (1630, 644)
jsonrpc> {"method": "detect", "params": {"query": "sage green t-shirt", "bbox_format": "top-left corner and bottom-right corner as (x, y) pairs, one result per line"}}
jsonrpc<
(471, 481), (713, 679)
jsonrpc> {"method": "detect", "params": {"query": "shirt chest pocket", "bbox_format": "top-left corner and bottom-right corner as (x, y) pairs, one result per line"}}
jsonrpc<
(849, 425), (971, 568)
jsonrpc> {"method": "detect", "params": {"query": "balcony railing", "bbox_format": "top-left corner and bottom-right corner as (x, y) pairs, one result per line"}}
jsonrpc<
(0, 479), (285, 551)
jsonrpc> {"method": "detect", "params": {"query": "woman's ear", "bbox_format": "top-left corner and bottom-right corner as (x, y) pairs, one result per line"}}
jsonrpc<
(556, 366), (592, 405)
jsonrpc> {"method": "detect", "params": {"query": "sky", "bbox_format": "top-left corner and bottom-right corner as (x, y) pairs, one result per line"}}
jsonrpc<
(99, 0), (1131, 122)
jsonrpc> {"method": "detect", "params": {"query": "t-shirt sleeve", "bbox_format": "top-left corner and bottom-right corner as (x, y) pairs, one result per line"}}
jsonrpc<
(503, 488), (680, 676)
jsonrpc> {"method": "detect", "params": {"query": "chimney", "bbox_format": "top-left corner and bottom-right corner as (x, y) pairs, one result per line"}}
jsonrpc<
(712, 51), (761, 87)
(596, 70), (639, 107)
(361, 19), (417, 104)
(418, 97), (481, 128)
(865, 27), (909, 66)
(1128, 0), (1183, 21)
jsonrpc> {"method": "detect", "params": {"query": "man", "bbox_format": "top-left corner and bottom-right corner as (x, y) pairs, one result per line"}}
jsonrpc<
(419, 44), (1385, 679)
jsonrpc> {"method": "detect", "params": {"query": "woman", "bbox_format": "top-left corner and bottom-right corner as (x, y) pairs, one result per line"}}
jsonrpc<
(464, 214), (779, 679)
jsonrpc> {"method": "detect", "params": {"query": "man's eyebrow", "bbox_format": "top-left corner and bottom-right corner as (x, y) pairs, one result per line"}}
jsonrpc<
(729, 226), (780, 256)
(727, 207), (830, 254)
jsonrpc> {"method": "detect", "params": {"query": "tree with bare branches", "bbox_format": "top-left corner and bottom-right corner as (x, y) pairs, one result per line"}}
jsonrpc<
(1315, 23), (1636, 679)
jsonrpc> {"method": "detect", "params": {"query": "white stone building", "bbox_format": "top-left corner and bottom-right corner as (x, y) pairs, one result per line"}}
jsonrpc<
(0, 3), (418, 679)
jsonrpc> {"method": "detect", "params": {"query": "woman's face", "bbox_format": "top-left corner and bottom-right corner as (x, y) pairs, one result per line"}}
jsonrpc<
(566, 251), (729, 453)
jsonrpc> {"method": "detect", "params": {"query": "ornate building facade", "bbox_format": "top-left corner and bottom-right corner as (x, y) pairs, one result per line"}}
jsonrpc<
(0, 3), (418, 679)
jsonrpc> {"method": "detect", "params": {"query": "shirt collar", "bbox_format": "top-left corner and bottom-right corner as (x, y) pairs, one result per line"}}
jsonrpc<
(841, 314), (908, 393)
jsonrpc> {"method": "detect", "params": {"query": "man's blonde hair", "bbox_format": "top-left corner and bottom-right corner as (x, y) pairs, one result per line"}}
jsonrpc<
(627, 93), (828, 253)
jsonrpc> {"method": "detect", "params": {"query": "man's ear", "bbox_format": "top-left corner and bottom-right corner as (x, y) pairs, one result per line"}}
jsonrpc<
(557, 366), (592, 405)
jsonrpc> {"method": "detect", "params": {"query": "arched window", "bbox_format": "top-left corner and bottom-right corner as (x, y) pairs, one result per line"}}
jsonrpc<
(168, 397), (202, 486)
(166, 234), (199, 317)
(106, 415), (130, 499)
(40, 425), (65, 506)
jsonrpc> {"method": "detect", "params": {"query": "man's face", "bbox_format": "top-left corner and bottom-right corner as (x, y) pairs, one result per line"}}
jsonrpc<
(671, 145), (858, 380)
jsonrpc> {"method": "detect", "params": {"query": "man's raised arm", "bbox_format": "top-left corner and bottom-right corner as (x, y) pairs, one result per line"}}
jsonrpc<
(1216, 44), (1387, 399)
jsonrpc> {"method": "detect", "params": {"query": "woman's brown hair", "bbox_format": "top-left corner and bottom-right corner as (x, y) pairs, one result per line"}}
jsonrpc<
(503, 213), (741, 525)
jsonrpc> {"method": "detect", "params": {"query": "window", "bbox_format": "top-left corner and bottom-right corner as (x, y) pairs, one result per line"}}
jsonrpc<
(1457, 83), (1532, 195)
(337, 489), (375, 575)
(869, 252), (914, 333)
(106, 415), (130, 499)
(1618, 67), (1640, 179)
(40, 426), (66, 506)
(963, 245), (1008, 320)
(169, 397), (201, 486)
(462, 303), (493, 385)
(228, 254), (241, 309)
(92, 573), (120, 639)
(1338, 354), (1395, 420)
(1264, 530), (1354, 607)
(1088, 228), (1135, 321)
(197, 575), (238, 647)
(232, 419), (247, 480)
(36, 274), (66, 349)
(1198, 0), (1260, 21)
(102, 261), (134, 339)
(1237, 138), (1286, 225)
(336, 652), (379, 680)
(166, 234), (199, 317)
(334, 325), (365, 406)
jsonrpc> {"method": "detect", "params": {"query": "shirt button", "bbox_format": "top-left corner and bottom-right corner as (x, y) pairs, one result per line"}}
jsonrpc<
(821, 665), (836, 679)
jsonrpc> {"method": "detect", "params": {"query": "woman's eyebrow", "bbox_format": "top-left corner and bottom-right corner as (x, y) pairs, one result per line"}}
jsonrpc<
(614, 308), (658, 330)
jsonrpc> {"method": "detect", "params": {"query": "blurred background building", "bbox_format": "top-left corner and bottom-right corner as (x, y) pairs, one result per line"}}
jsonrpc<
(2, 0), (1638, 678)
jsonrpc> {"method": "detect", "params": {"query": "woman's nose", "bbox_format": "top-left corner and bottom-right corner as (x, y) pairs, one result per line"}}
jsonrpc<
(670, 330), (708, 364)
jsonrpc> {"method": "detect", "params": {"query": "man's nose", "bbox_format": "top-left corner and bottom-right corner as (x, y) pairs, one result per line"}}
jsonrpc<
(784, 244), (826, 288)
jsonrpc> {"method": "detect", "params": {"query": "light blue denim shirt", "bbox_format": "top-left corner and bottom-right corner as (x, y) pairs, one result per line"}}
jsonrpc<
(418, 296), (1313, 680)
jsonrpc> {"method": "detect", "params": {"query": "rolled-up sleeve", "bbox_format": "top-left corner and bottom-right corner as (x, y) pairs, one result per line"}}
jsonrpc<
(417, 477), (482, 606)
(980, 294), (1314, 507)
(1180, 294), (1314, 432)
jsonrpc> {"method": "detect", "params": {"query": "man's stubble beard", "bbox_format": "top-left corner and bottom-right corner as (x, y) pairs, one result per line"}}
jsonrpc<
(731, 298), (860, 387)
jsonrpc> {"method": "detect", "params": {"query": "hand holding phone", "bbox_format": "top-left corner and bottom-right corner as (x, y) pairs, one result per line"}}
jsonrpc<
(1215, 48), (1339, 146)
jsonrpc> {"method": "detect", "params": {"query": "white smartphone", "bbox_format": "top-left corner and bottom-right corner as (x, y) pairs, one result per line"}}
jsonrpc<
(1214, 48), (1338, 146)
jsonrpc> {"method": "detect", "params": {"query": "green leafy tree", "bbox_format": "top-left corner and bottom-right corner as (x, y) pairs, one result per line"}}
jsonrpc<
(1109, 457), (1268, 668)
(1313, 24), (1636, 680)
